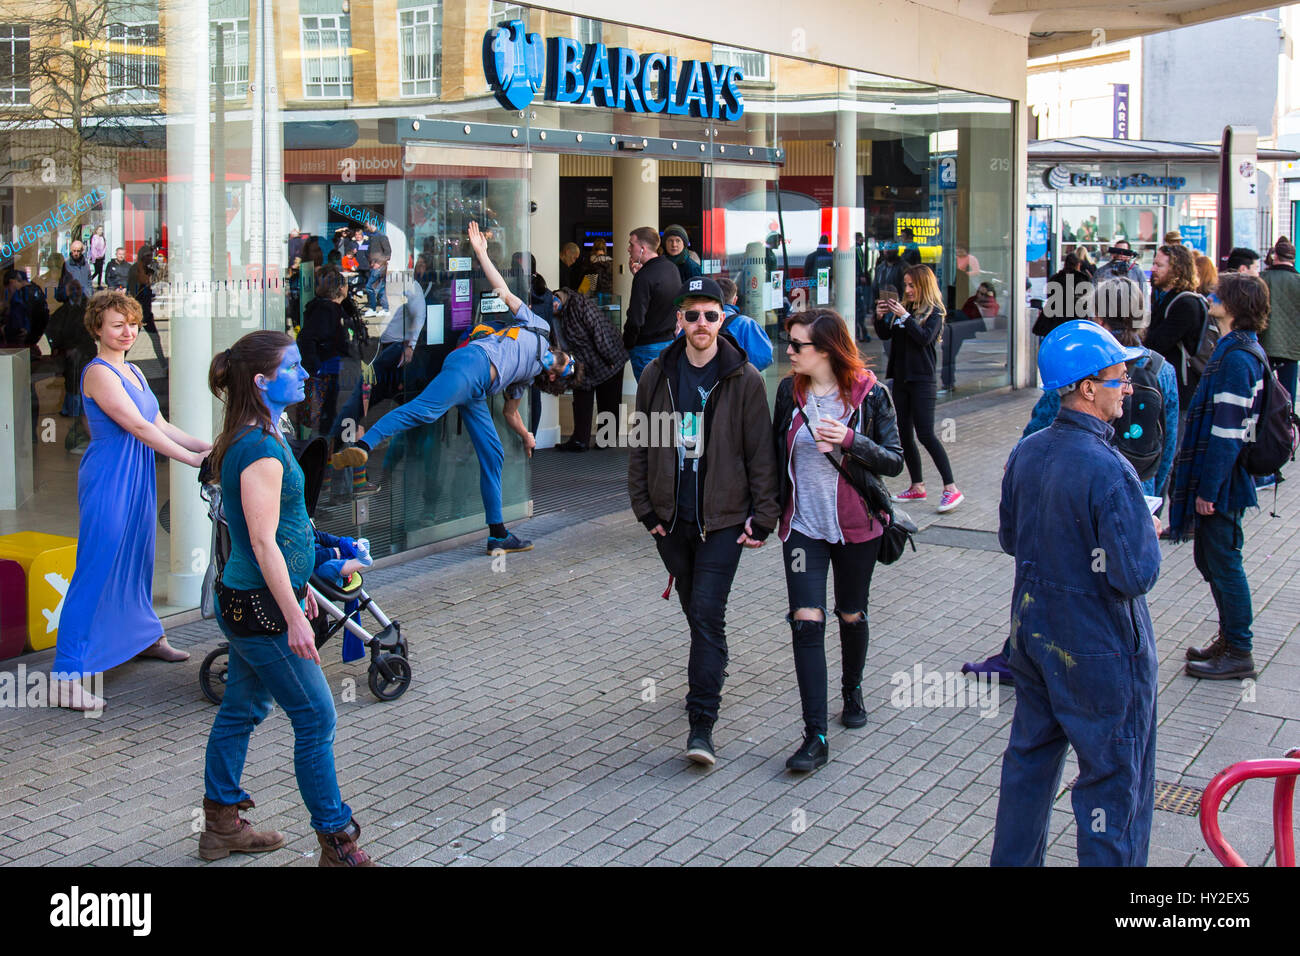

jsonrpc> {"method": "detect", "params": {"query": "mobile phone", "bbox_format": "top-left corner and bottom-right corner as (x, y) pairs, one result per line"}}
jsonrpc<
(804, 393), (823, 434)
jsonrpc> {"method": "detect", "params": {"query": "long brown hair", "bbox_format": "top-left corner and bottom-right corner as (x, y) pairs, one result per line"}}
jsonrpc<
(785, 308), (869, 408)
(903, 265), (945, 318)
(1157, 244), (1197, 293)
(207, 331), (295, 481)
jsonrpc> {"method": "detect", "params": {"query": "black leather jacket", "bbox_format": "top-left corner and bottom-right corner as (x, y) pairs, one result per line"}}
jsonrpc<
(772, 375), (905, 512)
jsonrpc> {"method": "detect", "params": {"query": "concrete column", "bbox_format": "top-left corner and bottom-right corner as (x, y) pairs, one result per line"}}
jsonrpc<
(832, 108), (857, 325)
(251, 0), (285, 326)
(108, 188), (125, 257)
(614, 155), (661, 401)
(163, 0), (214, 609)
(531, 151), (561, 448)
(613, 156), (660, 307)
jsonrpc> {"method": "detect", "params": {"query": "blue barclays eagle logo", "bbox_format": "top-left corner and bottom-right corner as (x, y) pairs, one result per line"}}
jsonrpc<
(483, 19), (545, 112)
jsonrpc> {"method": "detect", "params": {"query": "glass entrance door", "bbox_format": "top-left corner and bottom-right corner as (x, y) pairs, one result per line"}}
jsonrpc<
(312, 142), (532, 557)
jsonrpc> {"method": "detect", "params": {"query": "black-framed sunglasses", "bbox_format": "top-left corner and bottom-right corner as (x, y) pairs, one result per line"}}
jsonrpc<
(682, 309), (723, 325)
(780, 332), (815, 352)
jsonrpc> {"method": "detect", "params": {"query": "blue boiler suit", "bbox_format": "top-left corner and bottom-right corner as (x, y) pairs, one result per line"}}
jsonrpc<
(991, 407), (1162, 867)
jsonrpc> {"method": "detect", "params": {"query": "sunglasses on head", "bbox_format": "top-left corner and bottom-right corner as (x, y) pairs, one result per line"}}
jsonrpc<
(682, 309), (723, 324)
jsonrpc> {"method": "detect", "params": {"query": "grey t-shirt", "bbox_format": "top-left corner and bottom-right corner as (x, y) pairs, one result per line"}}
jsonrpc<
(790, 392), (850, 543)
(469, 302), (551, 399)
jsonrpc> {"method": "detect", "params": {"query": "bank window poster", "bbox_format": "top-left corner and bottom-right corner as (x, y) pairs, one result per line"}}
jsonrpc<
(1179, 224), (1209, 254)
(893, 214), (943, 284)
(1026, 205), (1051, 299)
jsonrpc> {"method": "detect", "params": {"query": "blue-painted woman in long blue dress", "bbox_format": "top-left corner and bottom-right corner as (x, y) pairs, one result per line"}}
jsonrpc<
(51, 291), (210, 711)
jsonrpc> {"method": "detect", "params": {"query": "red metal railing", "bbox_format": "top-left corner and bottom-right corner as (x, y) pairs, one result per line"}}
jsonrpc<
(1200, 748), (1300, 867)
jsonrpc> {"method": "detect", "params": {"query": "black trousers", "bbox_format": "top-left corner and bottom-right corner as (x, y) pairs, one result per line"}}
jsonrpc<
(894, 377), (954, 485)
(783, 530), (879, 735)
(571, 369), (624, 445)
(653, 522), (745, 724)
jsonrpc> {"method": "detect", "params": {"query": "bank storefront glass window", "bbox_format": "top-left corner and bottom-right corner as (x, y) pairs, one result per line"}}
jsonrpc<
(0, 1), (1018, 628)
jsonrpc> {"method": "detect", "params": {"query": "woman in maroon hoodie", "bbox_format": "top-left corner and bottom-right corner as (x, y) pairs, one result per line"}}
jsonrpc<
(773, 309), (904, 772)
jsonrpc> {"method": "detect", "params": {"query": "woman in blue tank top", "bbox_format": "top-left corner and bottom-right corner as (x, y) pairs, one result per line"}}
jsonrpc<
(198, 331), (376, 867)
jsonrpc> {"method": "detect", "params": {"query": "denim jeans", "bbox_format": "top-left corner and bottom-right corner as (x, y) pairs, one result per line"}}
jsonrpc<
(653, 522), (745, 723)
(364, 264), (388, 311)
(361, 345), (505, 524)
(782, 529), (879, 735)
(204, 624), (353, 834)
(1193, 509), (1253, 652)
(629, 341), (670, 382)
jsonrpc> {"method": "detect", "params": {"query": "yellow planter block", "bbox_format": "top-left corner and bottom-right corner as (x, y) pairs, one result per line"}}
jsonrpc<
(0, 532), (78, 652)
(27, 545), (77, 651)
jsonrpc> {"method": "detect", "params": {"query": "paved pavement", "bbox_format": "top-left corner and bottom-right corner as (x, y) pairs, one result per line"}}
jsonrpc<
(2, 386), (1297, 867)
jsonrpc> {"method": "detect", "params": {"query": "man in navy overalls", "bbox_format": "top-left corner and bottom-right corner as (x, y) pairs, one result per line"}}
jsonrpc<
(992, 320), (1163, 866)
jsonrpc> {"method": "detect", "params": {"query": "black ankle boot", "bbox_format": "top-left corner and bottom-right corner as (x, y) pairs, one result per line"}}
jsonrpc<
(840, 687), (868, 728)
(1185, 648), (1256, 680)
(786, 732), (829, 772)
(1186, 630), (1228, 662)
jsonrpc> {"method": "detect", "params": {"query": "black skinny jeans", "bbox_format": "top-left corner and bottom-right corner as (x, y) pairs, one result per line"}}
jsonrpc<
(654, 522), (745, 725)
(893, 377), (954, 486)
(783, 529), (880, 736)
(571, 369), (625, 445)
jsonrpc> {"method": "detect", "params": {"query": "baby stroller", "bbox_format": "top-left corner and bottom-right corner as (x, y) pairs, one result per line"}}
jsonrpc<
(197, 434), (411, 704)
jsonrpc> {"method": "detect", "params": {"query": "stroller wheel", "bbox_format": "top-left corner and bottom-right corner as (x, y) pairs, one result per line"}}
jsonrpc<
(199, 645), (230, 705)
(368, 653), (412, 702)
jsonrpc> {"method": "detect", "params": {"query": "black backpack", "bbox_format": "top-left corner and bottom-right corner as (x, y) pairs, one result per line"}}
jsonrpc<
(1113, 352), (1166, 481)
(1225, 339), (1300, 477)
(1172, 290), (1215, 386)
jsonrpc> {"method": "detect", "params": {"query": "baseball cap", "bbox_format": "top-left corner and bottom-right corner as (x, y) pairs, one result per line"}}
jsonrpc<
(674, 276), (724, 306)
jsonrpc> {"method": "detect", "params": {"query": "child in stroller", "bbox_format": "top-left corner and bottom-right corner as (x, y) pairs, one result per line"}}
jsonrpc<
(198, 434), (411, 704)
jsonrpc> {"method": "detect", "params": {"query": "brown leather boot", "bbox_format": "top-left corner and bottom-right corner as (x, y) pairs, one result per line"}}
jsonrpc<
(316, 818), (376, 867)
(198, 797), (286, 861)
(1186, 630), (1228, 662)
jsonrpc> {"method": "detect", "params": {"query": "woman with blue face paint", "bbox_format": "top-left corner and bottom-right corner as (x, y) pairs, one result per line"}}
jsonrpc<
(199, 331), (376, 867)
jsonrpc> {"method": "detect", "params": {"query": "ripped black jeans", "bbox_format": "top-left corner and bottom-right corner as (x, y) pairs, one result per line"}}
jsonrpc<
(782, 529), (881, 735)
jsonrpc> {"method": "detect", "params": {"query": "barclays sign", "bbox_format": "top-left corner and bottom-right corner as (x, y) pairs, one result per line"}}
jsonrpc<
(484, 20), (745, 121)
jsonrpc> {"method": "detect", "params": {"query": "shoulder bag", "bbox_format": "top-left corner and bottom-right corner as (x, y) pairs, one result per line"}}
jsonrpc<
(800, 406), (916, 564)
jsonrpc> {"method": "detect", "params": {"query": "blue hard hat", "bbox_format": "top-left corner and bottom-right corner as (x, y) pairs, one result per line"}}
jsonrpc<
(1037, 320), (1146, 389)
